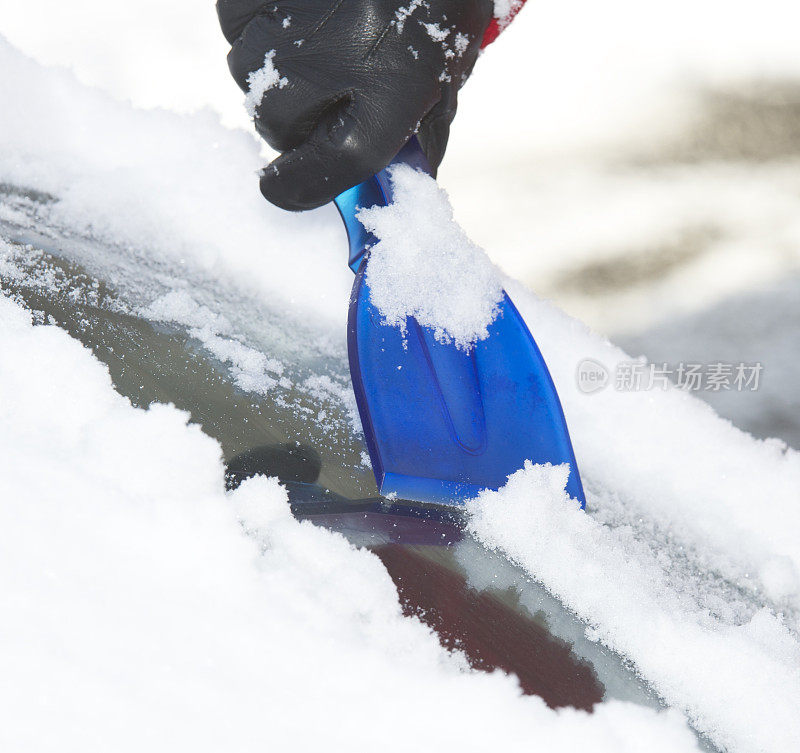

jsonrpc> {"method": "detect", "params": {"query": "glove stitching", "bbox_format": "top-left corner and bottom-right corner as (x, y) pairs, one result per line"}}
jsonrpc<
(308, 0), (348, 39)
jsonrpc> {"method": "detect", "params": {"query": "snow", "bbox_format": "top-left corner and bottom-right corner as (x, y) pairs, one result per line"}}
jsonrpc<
(394, 0), (426, 34)
(244, 50), (287, 119)
(358, 165), (504, 349)
(141, 290), (286, 394)
(454, 32), (469, 57)
(2, 0), (799, 336)
(421, 21), (450, 43)
(1, 1), (800, 749)
(468, 462), (800, 753)
(301, 374), (362, 436)
(0, 35), (349, 329)
(0, 281), (701, 753)
(506, 278), (800, 610)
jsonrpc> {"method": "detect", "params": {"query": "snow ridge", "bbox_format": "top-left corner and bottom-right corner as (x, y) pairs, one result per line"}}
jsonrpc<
(468, 460), (800, 753)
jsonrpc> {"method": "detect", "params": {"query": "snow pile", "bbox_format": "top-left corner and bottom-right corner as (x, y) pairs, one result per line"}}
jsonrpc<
(508, 279), (800, 610)
(0, 0), (246, 126)
(0, 36), (350, 329)
(358, 165), (504, 348)
(0, 294), (703, 752)
(244, 50), (287, 118)
(468, 462), (800, 753)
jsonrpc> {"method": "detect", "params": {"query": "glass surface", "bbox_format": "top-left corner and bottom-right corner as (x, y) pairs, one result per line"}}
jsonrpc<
(0, 182), (669, 725)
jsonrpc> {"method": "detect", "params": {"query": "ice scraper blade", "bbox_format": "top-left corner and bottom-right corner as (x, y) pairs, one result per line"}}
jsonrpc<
(334, 138), (585, 507)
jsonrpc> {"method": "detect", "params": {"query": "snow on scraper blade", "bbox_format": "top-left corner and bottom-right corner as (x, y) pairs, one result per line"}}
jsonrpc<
(334, 138), (586, 507)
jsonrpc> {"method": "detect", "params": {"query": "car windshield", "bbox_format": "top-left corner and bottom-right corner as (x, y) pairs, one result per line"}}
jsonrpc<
(0, 181), (665, 718)
(0, 182), (380, 504)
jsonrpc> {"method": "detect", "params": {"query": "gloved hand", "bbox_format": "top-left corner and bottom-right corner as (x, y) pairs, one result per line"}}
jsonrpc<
(217, 0), (494, 210)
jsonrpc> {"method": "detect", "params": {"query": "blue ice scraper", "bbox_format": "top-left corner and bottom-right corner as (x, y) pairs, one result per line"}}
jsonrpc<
(334, 138), (585, 507)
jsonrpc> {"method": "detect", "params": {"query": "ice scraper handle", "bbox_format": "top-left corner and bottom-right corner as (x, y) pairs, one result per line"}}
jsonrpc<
(333, 137), (588, 507)
(333, 138), (431, 274)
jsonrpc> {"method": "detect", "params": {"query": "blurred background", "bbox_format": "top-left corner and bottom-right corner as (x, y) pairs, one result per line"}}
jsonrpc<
(0, 0), (798, 446)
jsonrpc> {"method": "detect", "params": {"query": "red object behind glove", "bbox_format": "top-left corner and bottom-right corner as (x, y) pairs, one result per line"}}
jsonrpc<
(481, 1), (526, 47)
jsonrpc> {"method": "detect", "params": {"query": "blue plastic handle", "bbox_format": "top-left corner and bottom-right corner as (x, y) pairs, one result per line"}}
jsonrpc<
(333, 139), (586, 507)
(334, 138), (432, 272)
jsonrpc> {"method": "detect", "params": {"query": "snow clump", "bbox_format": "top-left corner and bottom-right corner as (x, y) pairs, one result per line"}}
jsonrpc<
(357, 165), (504, 350)
(244, 50), (287, 118)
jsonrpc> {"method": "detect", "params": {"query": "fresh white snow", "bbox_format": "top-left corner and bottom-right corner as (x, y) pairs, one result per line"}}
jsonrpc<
(469, 462), (800, 753)
(244, 50), (287, 119)
(0, 36), (349, 328)
(142, 290), (287, 394)
(0, 279), (700, 753)
(358, 165), (504, 349)
(1, 1), (800, 749)
(421, 21), (450, 44)
(2, 0), (800, 336)
(394, 0), (426, 34)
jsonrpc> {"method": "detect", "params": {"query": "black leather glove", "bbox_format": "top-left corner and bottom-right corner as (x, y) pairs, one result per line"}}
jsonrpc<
(217, 0), (493, 210)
